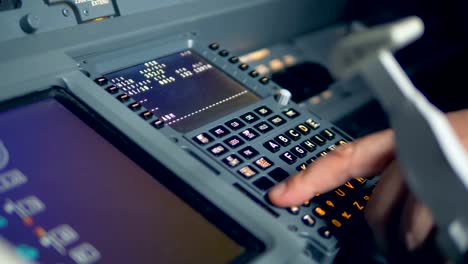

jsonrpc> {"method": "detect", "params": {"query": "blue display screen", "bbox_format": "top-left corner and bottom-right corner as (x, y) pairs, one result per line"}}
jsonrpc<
(0, 98), (244, 263)
(104, 50), (260, 133)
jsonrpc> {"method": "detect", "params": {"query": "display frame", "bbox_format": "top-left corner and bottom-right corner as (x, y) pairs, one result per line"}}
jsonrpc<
(0, 87), (265, 263)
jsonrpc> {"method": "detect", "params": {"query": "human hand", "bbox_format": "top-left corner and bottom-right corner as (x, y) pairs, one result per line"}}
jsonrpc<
(269, 109), (468, 255)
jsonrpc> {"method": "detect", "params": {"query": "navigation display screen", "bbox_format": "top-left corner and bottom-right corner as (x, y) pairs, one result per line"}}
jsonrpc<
(104, 50), (260, 133)
(0, 97), (247, 263)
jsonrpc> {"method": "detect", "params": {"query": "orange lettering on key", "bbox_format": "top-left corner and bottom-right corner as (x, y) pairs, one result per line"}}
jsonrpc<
(341, 211), (352, 220)
(335, 188), (346, 197)
(353, 201), (365, 211)
(325, 200), (335, 208)
(332, 219), (342, 228)
(344, 182), (355, 189)
(363, 195), (371, 201)
(356, 178), (367, 184)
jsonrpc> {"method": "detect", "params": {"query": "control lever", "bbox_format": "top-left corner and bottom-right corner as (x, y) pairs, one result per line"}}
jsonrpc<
(275, 88), (292, 107)
(330, 17), (468, 262)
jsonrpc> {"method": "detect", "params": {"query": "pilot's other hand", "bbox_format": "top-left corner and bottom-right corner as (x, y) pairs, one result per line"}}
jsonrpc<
(269, 109), (468, 256)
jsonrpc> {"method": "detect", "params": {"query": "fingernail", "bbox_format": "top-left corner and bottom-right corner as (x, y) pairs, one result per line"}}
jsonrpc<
(270, 182), (287, 198)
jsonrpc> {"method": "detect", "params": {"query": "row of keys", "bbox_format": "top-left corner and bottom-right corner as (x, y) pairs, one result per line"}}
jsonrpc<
(208, 42), (270, 85)
(94, 77), (165, 129)
(193, 107), (305, 147)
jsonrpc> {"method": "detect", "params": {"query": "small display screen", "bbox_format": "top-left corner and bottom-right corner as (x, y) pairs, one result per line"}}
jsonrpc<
(104, 50), (260, 133)
(0, 97), (247, 263)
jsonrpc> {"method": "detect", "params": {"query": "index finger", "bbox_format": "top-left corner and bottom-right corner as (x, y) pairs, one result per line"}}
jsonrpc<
(269, 129), (395, 207)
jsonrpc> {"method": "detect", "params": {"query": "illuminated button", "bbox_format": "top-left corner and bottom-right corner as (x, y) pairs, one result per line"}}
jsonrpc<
(223, 136), (245, 149)
(352, 177), (368, 186)
(311, 135), (326, 146)
(249, 70), (259, 78)
(209, 125), (230, 138)
(254, 156), (274, 170)
(0, 216), (8, 229)
(291, 145), (307, 158)
(324, 199), (336, 209)
(296, 124), (311, 135)
(238, 146), (259, 160)
(208, 144), (228, 157)
(280, 151), (297, 165)
(313, 206), (327, 218)
(302, 215), (316, 227)
(218, 50), (229, 57)
(237, 166), (258, 179)
(105, 85), (119, 94)
(259, 77), (270, 84)
(274, 134), (291, 146)
(337, 140), (348, 146)
(288, 206), (300, 215)
(253, 177), (275, 191)
(320, 129), (335, 140)
(341, 211), (353, 221)
(222, 154), (244, 168)
(229, 56), (239, 63)
(209, 42), (220, 50)
(296, 163), (308, 171)
(283, 109), (300, 119)
(301, 140), (317, 152)
(333, 188), (347, 199)
(285, 129), (301, 141)
(303, 200), (311, 207)
(140, 111), (153, 120)
(268, 167), (289, 182)
(151, 119), (164, 129)
(225, 118), (245, 131)
(193, 133), (214, 145)
(352, 201), (365, 211)
(128, 102), (142, 111)
(240, 112), (260, 124)
(94, 77), (108, 86)
(330, 219), (343, 229)
(343, 181), (356, 191)
(268, 115), (287, 127)
(239, 129), (259, 141)
(254, 106), (273, 117)
(305, 118), (320, 130)
(263, 140), (281, 153)
(15, 244), (39, 261)
(254, 122), (274, 134)
(239, 63), (249, 71)
(117, 93), (130, 102)
(318, 227), (332, 239)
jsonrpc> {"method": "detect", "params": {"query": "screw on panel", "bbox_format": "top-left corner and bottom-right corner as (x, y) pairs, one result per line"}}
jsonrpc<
(83, 9), (89, 16)
(62, 8), (70, 17)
